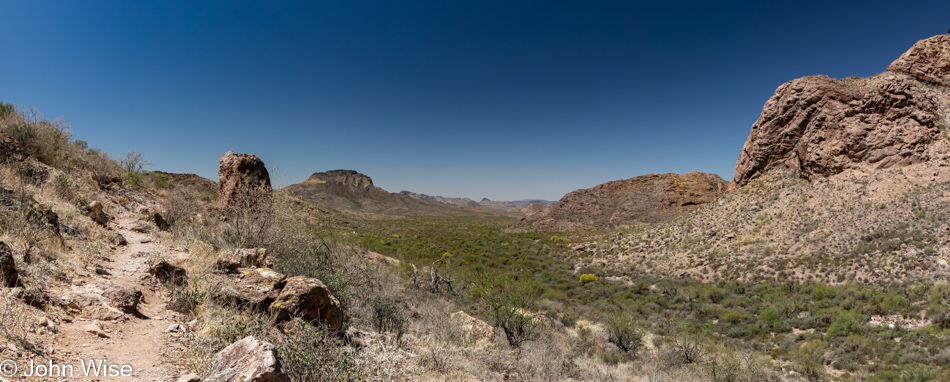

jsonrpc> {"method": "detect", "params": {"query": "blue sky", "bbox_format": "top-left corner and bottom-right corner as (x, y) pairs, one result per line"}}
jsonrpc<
(2, 1), (948, 200)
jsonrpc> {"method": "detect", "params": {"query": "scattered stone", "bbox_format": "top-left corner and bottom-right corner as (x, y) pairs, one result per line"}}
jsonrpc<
(10, 287), (50, 308)
(140, 238), (154, 244)
(203, 336), (290, 382)
(0, 241), (21, 287)
(148, 260), (188, 285)
(269, 276), (345, 332)
(217, 151), (271, 208)
(84, 321), (110, 338)
(113, 233), (128, 246)
(166, 324), (182, 333)
(131, 225), (151, 233)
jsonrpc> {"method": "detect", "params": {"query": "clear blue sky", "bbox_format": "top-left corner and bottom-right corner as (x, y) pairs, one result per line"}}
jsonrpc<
(2, 1), (948, 200)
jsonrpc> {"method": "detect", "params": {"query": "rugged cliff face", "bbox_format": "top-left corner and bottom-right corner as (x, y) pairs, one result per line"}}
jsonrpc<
(735, 34), (950, 186)
(523, 172), (731, 231)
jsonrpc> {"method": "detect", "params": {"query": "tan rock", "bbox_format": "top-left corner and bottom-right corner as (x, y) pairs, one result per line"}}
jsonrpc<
(269, 276), (345, 333)
(217, 151), (271, 208)
(203, 336), (289, 382)
(216, 248), (269, 272)
(450, 310), (494, 343)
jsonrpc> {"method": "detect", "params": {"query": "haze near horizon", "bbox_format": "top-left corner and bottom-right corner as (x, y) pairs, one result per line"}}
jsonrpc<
(2, 0), (948, 200)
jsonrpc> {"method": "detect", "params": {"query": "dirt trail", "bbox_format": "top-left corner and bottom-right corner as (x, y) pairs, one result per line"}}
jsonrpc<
(31, 211), (188, 381)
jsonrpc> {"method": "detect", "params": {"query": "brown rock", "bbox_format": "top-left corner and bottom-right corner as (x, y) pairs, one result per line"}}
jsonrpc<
(0, 242), (20, 287)
(152, 212), (169, 231)
(886, 34), (950, 86)
(523, 172), (730, 230)
(113, 233), (128, 246)
(100, 284), (143, 314)
(148, 260), (187, 285)
(736, 35), (950, 186)
(203, 336), (290, 382)
(0, 132), (25, 163)
(86, 201), (110, 226)
(269, 276), (345, 332)
(217, 151), (271, 208)
(61, 291), (125, 321)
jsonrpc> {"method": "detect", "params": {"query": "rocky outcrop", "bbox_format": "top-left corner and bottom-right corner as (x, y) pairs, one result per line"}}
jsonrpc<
(735, 34), (950, 186)
(523, 172), (730, 231)
(203, 336), (290, 382)
(0, 241), (20, 288)
(269, 276), (345, 332)
(217, 151), (271, 207)
(887, 34), (950, 87)
(0, 132), (25, 163)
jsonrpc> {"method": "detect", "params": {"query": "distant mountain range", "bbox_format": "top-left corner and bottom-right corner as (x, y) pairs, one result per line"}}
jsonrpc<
(398, 191), (553, 211)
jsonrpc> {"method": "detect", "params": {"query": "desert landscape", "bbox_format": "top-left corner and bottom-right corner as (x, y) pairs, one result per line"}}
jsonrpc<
(3, 3), (950, 382)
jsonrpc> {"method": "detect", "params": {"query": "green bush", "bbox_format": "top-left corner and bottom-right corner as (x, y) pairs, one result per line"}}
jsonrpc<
(471, 272), (543, 348)
(603, 312), (643, 354)
(579, 273), (599, 284)
(371, 296), (406, 340)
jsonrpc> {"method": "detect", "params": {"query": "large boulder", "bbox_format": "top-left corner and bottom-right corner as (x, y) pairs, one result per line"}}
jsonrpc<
(218, 151), (271, 208)
(449, 310), (494, 343)
(209, 268), (285, 309)
(215, 248), (269, 273)
(735, 34), (950, 186)
(268, 276), (345, 332)
(203, 336), (290, 382)
(0, 242), (21, 288)
(61, 283), (142, 319)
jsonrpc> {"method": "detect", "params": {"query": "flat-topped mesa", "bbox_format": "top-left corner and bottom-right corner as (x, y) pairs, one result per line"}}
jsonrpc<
(303, 169), (375, 190)
(734, 34), (950, 186)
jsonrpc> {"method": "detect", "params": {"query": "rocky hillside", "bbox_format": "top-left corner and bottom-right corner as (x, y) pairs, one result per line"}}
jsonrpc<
(735, 34), (950, 186)
(587, 34), (950, 285)
(285, 170), (488, 217)
(523, 172), (731, 231)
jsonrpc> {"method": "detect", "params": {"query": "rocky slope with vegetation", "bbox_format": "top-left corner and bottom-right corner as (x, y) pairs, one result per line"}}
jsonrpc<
(523, 172), (732, 231)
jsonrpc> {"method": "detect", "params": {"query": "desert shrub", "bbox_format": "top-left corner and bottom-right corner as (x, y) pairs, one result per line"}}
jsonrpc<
(827, 310), (866, 338)
(471, 272), (544, 348)
(371, 296), (406, 340)
(120, 150), (150, 174)
(579, 273), (599, 284)
(2, 107), (75, 168)
(167, 284), (206, 316)
(53, 172), (73, 198)
(604, 311), (644, 355)
(276, 320), (362, 382)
